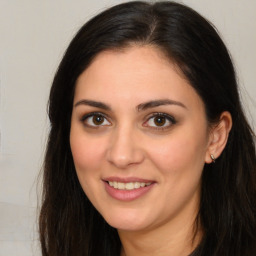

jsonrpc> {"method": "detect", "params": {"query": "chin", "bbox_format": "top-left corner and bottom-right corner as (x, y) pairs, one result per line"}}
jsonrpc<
(102, 209), (153, 232)
(107, 220), (146, 232)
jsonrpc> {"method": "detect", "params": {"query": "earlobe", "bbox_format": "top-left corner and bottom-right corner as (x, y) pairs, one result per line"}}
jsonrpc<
(205, 111), (232, 164)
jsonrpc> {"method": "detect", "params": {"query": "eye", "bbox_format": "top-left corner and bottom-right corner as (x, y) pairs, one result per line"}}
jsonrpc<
(81, 112), (111, 127)
(144, 113), (176, 130)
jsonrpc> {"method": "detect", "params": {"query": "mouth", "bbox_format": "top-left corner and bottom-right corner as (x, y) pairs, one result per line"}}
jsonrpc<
(103, 177), (155, 201)
(107, 181), (152, 190)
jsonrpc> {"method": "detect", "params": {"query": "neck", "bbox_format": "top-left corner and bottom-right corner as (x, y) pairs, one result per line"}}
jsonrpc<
(118, 211), (201, 256)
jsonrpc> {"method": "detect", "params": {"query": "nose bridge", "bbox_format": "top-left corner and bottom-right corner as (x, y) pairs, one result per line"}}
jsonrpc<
(107, 122), (144, 168)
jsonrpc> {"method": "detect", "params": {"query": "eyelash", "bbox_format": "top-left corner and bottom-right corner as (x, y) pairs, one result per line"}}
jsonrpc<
(81, 112), (111, 128)
(143, 112), (176, 130)
(81, 112), (176, 130)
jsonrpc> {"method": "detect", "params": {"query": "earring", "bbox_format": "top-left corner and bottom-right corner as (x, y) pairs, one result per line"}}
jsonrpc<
(210, 154), (216, 163)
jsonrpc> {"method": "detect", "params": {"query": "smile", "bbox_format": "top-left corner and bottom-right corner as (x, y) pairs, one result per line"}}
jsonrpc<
(108, 181), (152, 190)
(103, 178), (155, 201)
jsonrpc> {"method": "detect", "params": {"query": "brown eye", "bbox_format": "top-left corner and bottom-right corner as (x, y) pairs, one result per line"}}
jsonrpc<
(154, 116), (166, 126)
(93, 115), (104, 125)
(82, 113), (111, 127)
(144, 113), (176, 130)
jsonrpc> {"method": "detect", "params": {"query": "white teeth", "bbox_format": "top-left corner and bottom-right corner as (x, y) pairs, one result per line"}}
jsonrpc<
(125, 182), (134, 190)
(117, 182), (125, 189)
(108, 181), (152, 190)
(134, 182), (140, 189)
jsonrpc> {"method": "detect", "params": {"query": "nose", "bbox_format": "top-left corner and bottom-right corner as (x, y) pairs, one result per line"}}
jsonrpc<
(106, 126), (144, 169)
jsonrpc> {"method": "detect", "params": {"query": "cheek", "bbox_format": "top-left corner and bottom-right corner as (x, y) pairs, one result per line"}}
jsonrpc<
(70, 132), (106, 175)
(70, 132), (108, 205)
(146, 131), (207, 216)
(147, 130), (207, 176)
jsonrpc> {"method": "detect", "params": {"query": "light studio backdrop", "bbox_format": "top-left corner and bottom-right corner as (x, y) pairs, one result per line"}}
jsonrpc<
(0, 0), (255, 255)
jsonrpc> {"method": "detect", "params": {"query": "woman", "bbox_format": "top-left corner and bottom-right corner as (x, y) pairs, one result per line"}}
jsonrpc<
(39, 1), (256, 255)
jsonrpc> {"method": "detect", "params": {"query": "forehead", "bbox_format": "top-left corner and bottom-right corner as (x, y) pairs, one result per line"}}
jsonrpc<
(74, 46), (203, 112)
(76, 45), (179, 86)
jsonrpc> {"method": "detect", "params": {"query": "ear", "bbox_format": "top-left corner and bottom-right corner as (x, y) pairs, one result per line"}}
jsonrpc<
(205, 111), (232, 164)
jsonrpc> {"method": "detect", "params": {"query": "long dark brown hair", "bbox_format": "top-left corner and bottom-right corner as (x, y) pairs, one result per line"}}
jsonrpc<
(39, 1), (256, 255)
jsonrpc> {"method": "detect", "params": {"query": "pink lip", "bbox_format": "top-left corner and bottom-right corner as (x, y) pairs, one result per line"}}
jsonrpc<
(103, 177), (156, 202)
(103, 176), (154, 183)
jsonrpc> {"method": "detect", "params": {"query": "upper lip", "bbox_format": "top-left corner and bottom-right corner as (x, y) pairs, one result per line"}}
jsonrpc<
(103, 176), (155, 183)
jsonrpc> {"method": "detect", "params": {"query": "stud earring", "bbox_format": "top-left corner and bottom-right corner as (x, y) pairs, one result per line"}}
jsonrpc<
(210, 154), (216, 163)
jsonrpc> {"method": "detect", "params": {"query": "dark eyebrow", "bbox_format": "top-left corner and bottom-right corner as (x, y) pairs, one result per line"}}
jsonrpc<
(74, 99), (111, 111)
(137, 99), (187, 111)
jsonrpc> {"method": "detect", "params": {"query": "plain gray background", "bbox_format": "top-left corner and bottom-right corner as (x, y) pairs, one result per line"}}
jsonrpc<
(0, 0), (255, 255)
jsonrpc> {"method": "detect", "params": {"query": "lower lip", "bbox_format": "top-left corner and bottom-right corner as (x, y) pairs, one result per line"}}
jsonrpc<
(104, 182), (155, 201)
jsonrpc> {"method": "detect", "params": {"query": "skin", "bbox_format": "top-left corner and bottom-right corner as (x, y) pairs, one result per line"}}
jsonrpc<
(70, 46), (232, 256)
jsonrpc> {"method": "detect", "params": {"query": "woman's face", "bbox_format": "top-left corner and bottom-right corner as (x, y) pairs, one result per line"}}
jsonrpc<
(70, 46), (211, 232)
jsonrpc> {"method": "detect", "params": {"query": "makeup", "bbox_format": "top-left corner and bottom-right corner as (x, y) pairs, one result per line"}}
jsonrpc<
(103, 177), (156, 201)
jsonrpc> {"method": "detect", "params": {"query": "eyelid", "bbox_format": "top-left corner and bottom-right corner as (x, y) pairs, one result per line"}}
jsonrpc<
(81, 112), (111, 127)
(143, 112), (176, 129)
(80, 111), (176, 130)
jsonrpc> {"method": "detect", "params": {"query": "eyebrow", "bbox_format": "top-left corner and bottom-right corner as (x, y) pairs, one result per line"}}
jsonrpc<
(137, 99), (187, 111)
(74, 99), (111, 111)
(74, 98), (187, 112)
